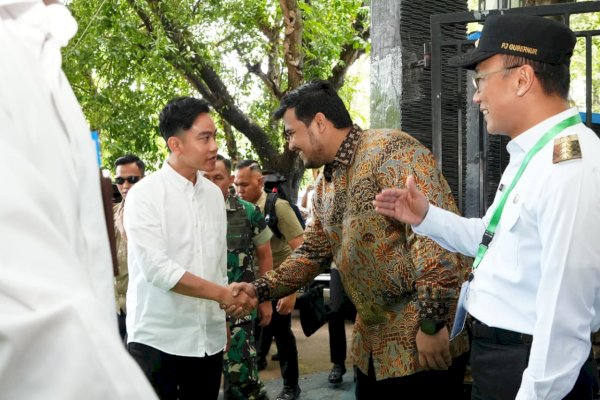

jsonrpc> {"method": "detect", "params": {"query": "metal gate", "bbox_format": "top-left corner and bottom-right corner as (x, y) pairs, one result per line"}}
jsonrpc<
(430, 1), (600, 218)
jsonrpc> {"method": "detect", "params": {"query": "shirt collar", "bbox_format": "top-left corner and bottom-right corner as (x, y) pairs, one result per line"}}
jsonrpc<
(507, 107), (579, 156)
(162, 161), (203, 192)
(257, 191), (267, 207)
(323, 124), (363, 181)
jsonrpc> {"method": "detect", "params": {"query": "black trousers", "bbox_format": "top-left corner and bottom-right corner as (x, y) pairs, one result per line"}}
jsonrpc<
(328, 268), (356, 365)
(355, 352), (469, 400)
(128, 342), (223, 400)
(469, 319), (599, 400)
(256, 301), (299, 387)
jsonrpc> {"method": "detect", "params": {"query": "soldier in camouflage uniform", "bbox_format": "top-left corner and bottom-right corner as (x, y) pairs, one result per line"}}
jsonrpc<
(204, 155), (273, 400)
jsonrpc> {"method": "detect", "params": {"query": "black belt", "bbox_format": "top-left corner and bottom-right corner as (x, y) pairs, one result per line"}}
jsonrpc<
(469, 317), (533, 345)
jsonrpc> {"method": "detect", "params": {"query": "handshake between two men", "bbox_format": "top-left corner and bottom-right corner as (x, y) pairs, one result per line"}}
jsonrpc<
(220, 282), (258, 318)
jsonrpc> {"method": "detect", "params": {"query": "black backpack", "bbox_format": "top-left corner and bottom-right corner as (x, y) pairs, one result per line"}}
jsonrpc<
(263, 173), (306, 238)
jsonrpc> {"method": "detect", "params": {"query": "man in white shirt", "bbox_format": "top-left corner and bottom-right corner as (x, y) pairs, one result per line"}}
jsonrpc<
(0, 1), (157, 399)
(124, 97), (256, 399)
(374, 14), (600, 400)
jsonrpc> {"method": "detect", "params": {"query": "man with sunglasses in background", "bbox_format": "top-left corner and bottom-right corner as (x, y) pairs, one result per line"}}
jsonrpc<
(113, 154), (145, 342)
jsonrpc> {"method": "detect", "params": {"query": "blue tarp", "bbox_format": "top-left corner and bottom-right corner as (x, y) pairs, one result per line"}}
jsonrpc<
(579, 112), (600, 125)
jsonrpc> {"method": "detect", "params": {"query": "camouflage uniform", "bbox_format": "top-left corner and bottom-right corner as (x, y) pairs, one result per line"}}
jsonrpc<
(223, 190), (272, 400)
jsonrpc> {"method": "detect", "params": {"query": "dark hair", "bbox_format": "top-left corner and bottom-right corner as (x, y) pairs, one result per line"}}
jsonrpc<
(216, 154), (232, 173)
(114, 154), (145, 175)
(158, 97), (212, 142)
(235, 159), (262, 174)
(503, 55), (570, 99)
(273, 80), (352, 129)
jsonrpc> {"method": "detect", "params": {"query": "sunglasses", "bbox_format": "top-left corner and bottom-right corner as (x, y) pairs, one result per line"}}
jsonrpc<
(114, 176), (141, 185)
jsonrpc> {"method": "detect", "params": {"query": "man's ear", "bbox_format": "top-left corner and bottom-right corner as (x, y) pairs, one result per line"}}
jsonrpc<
(313, 112), (328, 133)
(167, 136), (180, 154)
(258, 175), (265, 188)
(228, 174), (234, 186)
(516, 64), (535, 97)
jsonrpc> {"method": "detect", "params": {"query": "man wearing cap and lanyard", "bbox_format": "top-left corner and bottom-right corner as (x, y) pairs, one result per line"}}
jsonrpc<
(374, 14), (600, 400)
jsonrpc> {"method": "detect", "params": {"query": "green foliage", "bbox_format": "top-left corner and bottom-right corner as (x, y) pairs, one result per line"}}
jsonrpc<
(63, 0), (370, 179)
(64, 0), (190, 169)
(570, 10), (600, 113)
(299, 0), (369, 81)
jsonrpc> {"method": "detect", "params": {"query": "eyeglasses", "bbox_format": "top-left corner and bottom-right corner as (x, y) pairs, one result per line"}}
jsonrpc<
(472, 65), (521, 91)
(114, 176), (141, 185)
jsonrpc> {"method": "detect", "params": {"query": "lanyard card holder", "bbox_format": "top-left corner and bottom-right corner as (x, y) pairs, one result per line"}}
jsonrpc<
(450, 279), (470, 341)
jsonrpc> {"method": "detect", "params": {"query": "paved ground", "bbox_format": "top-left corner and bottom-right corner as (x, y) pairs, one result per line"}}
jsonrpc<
(262, 370), (355, 400)
(220, 311), (356, 399)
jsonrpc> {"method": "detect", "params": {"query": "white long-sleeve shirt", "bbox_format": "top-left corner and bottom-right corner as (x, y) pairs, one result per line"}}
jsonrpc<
(415, 107), (600, 399)
(124, 162), (228, 357)
(0, 1), (156, 398)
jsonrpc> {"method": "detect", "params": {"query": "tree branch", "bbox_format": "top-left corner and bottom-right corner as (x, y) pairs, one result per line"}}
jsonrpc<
(279, 0), (304, 90)
(330, 4), (370, 90)
(246, 62), (283, 98)
(220, 120), (239, 163)
(126, 0), (153, 32)
(254, 20), (283, 100)
(192, 0), (201, 14)
(142, 0), (279, 161)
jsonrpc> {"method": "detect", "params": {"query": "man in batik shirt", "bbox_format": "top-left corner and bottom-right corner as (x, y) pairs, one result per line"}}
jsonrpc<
(231, 80), (471, 399)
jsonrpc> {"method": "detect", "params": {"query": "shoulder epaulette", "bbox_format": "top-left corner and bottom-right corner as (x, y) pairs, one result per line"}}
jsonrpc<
(553, 134), (582, 164)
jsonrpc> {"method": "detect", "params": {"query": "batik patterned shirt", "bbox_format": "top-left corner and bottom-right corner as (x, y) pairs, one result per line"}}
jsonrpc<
(254, 125), (470, 380)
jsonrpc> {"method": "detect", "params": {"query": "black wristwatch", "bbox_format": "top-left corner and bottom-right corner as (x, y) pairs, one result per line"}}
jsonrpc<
(420, 319), (446, 335)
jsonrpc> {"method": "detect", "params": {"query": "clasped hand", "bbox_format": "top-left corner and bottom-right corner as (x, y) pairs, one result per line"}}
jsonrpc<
(220, 282), (257, 319)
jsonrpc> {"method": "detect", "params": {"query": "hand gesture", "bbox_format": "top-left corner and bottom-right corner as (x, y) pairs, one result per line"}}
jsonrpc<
(276, 292), (297, 315)
(373, 175), (430, 225)
(220, 283), (257, 319)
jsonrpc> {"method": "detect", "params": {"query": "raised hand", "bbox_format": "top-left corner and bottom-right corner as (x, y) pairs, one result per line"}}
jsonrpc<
(373, 175), (430, 226)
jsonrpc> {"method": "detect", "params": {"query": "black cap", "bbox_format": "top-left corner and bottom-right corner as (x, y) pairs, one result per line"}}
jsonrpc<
(449, 14), (576, 70)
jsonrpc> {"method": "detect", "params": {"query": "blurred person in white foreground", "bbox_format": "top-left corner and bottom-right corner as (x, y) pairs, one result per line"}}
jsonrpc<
(0, 1), (157, 398)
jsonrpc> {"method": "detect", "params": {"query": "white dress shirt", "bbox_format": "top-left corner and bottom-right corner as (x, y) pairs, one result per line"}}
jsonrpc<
(415, 108), (600, 399)
(0, 2), (156, 399)
(124, 162), (228, 357)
